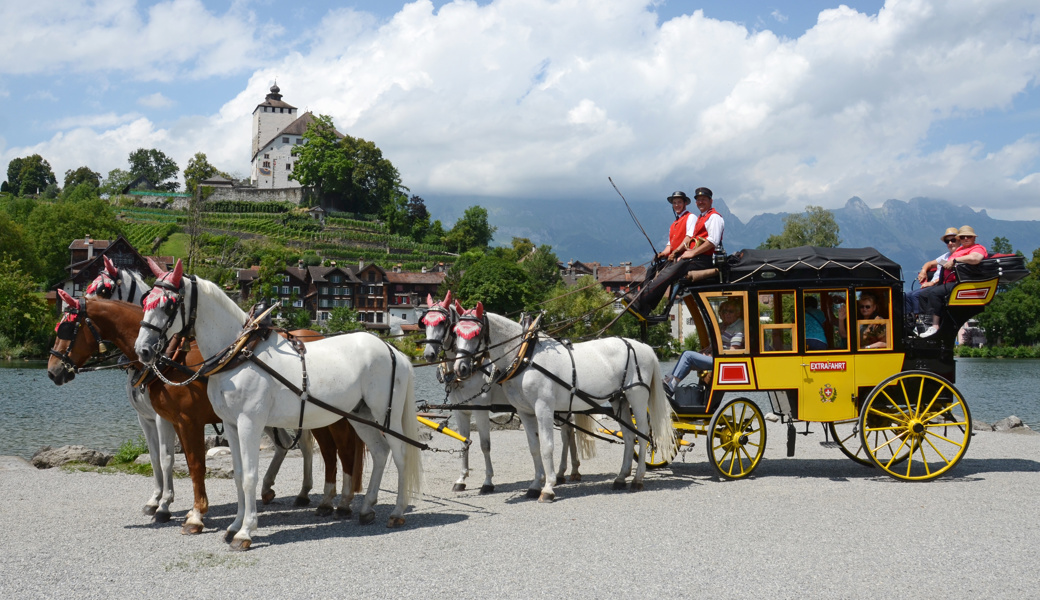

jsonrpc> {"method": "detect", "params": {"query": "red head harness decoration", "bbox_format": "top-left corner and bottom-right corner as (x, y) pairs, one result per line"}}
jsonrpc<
(86, 256), (120, 296)
(143, 259), (184, 313)
(453, 302), (484, 340)
(55, 289), (81, 331)
(421, 290), (454, 327)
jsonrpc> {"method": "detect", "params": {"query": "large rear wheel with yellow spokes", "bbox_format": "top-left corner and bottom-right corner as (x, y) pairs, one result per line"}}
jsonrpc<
(859, 371), (972, 481)
(707, 398), (766, 479)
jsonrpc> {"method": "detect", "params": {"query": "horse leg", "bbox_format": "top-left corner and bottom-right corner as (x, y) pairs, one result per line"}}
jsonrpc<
(516, 411), (545, 498)
(228, 417), (263, 551)
(335, 421), (365, 518)
(135, 411), (164, 516)
(152, 414), (177, 523)
(386, 435), (413, 527)
(614, 403), (636, 490)
(260, 427), (287, 505)
(352, 423), (390, 525)
(534, 403), (557, 503)
(294, 430), (314, 506)
(311, 426), (338, 517)
(475, 409), (494, 494)
(453, 410), (473, 492)
(177, 421), (210, 535)
(630, 401), (650, 492)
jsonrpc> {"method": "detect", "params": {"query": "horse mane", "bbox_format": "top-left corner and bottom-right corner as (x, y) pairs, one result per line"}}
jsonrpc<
(195, 276), (248, 323)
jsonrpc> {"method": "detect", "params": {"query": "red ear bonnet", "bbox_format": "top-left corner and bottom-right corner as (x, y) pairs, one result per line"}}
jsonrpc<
(427, 293), (435, 308)
(442, 290), (453, 308)
(168, 259), (184, 288)
(103, 255), (118, 277)
(454, 300), (464, 315)
(475, 302), (484, 320)
(146, 257), (166, 278)
(58, 289), (79, 310)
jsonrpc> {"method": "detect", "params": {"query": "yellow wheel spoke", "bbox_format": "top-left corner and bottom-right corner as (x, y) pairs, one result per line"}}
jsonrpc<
(923, 429), (967, 448)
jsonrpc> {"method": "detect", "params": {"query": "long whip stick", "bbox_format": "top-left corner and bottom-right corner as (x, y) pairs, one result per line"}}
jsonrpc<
(609, 177), (658, 257)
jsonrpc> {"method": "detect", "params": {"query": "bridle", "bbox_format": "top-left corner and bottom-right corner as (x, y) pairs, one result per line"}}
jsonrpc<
(139, 273), (199, 361)
(452, 311), (491, 381)
(50, 297), (113, 375)
(420, 305), (457, 357)
(86, 268), (141, 304)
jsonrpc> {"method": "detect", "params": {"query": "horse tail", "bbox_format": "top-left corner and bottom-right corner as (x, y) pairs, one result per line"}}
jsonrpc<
(573, 413), (598, 460)
(647, 353), (678, 461)
(399, 363), (424, 503)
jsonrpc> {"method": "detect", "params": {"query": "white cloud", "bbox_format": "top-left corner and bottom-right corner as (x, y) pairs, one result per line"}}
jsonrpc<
(138, 93), (174, 108)
(5, 0), (1040, 220)
(771, 9), (789, 24)
(47, 112), (143, 130)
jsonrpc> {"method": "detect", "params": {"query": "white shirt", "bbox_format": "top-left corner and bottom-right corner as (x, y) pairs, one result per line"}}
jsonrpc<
(930, 251), (951, 283)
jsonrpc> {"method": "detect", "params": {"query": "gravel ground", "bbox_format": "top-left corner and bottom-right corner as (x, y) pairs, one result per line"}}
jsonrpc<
(1, 421), (1039, 600)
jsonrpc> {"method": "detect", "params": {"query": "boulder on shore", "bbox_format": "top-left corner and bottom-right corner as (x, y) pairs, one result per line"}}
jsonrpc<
(993, 415), (1034, 434)
(31, 445), (111, 469)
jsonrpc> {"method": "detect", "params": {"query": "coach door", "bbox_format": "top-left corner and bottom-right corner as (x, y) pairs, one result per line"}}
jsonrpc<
(798, 289), (857, 422)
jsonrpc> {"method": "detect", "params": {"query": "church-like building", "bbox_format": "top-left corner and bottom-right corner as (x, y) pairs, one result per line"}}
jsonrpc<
(250, 84), (340, 189)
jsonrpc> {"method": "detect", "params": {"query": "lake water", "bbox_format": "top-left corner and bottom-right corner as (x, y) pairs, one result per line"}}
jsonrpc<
(1, 358), (1037, 460)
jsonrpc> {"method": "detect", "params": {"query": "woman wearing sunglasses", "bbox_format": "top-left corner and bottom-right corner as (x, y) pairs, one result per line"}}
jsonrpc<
(918, 225), (988, 338)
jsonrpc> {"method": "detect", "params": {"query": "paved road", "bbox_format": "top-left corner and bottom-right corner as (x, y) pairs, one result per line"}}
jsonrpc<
(2, 421), (1038, 599)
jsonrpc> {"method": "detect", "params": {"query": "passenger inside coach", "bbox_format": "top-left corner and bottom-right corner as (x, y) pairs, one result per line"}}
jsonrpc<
(838, 290), (889, 349)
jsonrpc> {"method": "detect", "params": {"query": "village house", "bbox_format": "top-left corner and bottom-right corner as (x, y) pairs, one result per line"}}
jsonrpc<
(51, 235), (173, 304)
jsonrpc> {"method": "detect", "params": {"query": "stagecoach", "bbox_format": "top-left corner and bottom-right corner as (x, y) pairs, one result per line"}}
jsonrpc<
(647, 245), (1028, 481)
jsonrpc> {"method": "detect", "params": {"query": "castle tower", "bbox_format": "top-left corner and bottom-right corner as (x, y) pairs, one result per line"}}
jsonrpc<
(249, 84), (341, 189)
(252, 84), (297, 158)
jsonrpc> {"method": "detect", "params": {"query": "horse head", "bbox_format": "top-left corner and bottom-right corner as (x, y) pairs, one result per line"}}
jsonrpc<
(47, 290), (93, 385)
(421, 291), (456, 364)
(452, 301), (485, 380)
(135, 259), (187, 366)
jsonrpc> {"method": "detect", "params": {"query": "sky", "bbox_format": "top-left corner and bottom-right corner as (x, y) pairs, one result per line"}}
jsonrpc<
(2, 0), (1039, 221)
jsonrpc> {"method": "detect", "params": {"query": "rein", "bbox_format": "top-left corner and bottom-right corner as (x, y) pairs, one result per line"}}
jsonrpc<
(51, 298), (122, 374)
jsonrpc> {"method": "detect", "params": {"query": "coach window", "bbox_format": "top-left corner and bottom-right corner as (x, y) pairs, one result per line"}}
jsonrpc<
(758, 290), (796, 353)
(841, 288), (891, 350)
(803, 290), (849, 352)
(700, 292), (748, 355)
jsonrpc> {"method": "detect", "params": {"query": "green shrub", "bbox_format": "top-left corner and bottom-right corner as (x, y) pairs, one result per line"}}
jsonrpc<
(112, 435), (150, 464)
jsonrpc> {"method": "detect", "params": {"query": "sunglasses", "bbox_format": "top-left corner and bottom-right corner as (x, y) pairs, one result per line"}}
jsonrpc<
(944, 238), (957, 243)
(957, 235), (975, 240)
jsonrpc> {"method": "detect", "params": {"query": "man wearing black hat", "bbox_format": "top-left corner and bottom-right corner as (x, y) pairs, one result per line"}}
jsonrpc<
(627, 187), (724, 320)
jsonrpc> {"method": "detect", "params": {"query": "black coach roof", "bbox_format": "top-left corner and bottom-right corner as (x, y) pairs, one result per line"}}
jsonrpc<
(725, 246), (902, 284)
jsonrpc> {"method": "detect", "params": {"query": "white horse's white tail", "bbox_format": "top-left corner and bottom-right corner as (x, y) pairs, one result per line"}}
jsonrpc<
(647, 359), (678, 461)
(400, 370), (424, 505)
(573, 413), (598, 460)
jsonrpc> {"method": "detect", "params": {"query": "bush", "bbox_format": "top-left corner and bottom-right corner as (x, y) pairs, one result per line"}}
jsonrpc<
(112, 435), (150, 464)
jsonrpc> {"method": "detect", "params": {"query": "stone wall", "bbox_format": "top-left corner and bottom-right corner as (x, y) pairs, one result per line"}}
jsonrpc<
(203, 186), (305, 205)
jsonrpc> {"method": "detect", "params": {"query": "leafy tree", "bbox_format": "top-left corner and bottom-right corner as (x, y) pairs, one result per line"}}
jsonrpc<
(541, 275), (618, 339)
(0, 213), (36, 273)
(25, 194), (122, 284)
(5, 157), (24, 194)
(455, 254), (533, 315)
(127, 148), (180, 192)
(322, 306), (364, 334)
(991, 236), (1014, 255)
(63, 167), (101, 191)
(423, 219), (447, 246)
(183, 152), (219, 195)
(444, 205), (497, 253)
(977, 246), (1040, 346)
(100, 168), (135, 196)
(0, 255), (51, 353)
(10, 154), (57, 196)
(278, 307), (313, 330)
(522, 244), (563, 303)
(439, 247), (485, 298)
(759, 205), (841, 249)
(0, 195), (37, 226)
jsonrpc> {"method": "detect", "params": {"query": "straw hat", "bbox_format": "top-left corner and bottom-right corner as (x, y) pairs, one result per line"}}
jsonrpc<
(957, 225), (977, 238)
(941, 227), (958, 242)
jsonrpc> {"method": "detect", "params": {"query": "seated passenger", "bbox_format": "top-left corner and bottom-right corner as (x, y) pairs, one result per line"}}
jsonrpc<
(664, 299), (743, 391)
(905, 227), (959, 322)
(837, 291), (887, 349)
(804, 296), (828, 351)
(918, 225), (988, 338)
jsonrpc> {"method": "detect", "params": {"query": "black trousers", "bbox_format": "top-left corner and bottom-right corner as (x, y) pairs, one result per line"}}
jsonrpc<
(629, 255), (714, 316)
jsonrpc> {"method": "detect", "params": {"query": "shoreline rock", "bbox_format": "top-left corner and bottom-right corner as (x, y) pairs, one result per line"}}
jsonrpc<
(31, 445), (112, 469)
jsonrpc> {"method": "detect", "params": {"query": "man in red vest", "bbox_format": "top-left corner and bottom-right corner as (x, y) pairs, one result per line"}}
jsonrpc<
(626, 187), (724, 321)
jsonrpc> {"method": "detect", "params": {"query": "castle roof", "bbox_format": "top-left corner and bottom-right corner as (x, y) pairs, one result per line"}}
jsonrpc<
(253, 84), (296, 112)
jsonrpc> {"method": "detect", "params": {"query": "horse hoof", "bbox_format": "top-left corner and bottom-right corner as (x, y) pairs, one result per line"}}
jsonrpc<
(630, 481), (644, 492)
(452, 483), (467, 492)
(224, 530), (238, 543)
(538, 492), (555, 503)
(479, 484), (495, 495)
(525, 488), (540, 499)
(261, 490), (275, 505)
(294, 496), (311, 507)
(612, 480), (627, 491)
(315, 505), (333, 517)
(334, 507), (353, 520)
(229, 537), (251, 552)
(181, 522), (204, 535)
(143, 505), (158, 516)
(154, 510), (172, 524)
(555, 475), (565, 485)
(387, 516), (406, 528)
(359, 511), (376, 525)
(569, 473), (582, 482)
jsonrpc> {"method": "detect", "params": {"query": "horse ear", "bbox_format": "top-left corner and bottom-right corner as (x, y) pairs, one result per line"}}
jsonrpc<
(454, 300), (464, 314)
(103, 255), (118, 277)
(427, 293), (435, 308)
(442, 290), (453, 307)
(146, 257), (167, 277)
(475, 301), (484, 319)
(169, 259), (184, 287)
(58, 289), (79, 310)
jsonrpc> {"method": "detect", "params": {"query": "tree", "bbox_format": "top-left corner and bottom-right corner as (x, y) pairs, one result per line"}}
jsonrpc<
(63, 167), (101, 191)
(444, 205), (497, 253)
(541, 275), (618, 339)
(100, 168), (135, 196)
(759, 205), (841, 249)
(183, 152), (219, 195)
(322, 306), (364, 334)
(522, 244), (563, 303)
(5, 157), (24, 195)
(25, 194), (122, 284)
(455, 254), (533, 315)
(0, 212), (36, 273)
(10, 154), (57, 196)
(977, 246), (1040, 346)
(127, 148), (180, 192)
(991, 236), (1014, 255)
(0, 255), (50, 353)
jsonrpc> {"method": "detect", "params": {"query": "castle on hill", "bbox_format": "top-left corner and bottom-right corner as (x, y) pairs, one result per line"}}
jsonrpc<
(249, 84), (342, 189)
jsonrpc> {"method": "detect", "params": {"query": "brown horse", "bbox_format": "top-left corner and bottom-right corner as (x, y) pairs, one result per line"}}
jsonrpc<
(47, 296), (365, 534)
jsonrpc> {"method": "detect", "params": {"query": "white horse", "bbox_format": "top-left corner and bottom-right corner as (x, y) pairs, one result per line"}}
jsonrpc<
(421, 293), (590, 494)
(79, 257), (318, 522)
(134, 260), (422, 550)
(453, 303), (674, 502)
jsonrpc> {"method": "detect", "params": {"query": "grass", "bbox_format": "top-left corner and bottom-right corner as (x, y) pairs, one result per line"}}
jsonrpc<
(61, 461), (157, 477)
(156, 232), (189, 259)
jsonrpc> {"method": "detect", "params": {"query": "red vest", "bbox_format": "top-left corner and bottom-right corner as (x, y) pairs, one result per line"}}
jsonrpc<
(692, 208), (720, 241)
(668, 211), (691, 251)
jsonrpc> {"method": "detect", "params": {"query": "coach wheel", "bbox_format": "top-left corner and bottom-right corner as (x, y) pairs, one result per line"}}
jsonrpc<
(828, 419), (911, 468)
(643, 434), (679, 469)
(707, 398), (766, 479)
(859, 371), (972, 481)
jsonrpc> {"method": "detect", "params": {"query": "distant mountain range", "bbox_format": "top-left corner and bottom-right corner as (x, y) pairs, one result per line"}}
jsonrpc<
(424, 194), (1040, 286)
